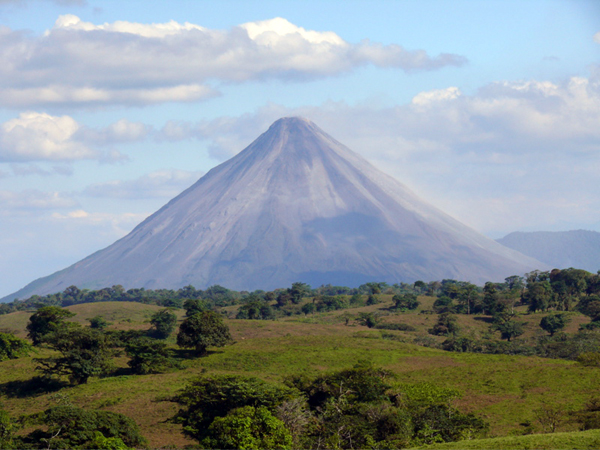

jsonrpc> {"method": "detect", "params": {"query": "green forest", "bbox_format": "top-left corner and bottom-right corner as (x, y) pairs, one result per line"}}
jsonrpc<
(0, 267), (599, 449)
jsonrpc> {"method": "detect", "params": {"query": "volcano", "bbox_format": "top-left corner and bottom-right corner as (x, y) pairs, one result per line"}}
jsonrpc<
(7, 117), (543, 298)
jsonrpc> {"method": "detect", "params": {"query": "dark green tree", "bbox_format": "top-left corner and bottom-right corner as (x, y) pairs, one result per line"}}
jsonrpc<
(236, 301), (275, 320)
(289, 282), (310, 304)
(183, 298), (211, 317)
(429, 313), (460, 336)
(286, 361), (394, 410)
(356, 312), (379, 328)
(492, 317), (525, 342)
(150, 308), (178, 338)
(171, 374), (296, 443)
(456, 283), (480, 315)
(202, 405), (293, 450)
(414, 280), (427, 292)
(125, 337), (177, 375)
(35, 328), (116, 384)
(483, 282), (505, 315)
(433, 296), (455, 314)
(524, 280), (553, 312)
(393, 293), (420, 310)
(88, 315), (110, 330)
(26, 306), (76, 345)
(176, 311), (232, 355)
(19, 405), (146, 449)
(540, 314), (569, 336)
(550, 268), (589, 311)
(366, 293), (379, 305)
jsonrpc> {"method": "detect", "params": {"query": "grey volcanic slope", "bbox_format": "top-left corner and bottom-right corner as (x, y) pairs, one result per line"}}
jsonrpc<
(497, 230), (600, 272)
(6, 117), (545, 299)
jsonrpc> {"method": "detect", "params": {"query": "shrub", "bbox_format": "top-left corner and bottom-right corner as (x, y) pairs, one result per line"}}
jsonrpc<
(0, 332), (32, 361)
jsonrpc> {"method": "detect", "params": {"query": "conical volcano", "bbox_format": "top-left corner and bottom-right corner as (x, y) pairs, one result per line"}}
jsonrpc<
(8, 117), (544, 298)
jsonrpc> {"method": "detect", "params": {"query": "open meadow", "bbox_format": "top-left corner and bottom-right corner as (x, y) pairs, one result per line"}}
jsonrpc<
(0, 294), (598, 448)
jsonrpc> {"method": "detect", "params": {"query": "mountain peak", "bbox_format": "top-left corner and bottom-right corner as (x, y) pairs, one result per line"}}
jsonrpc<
(270, 116), (313, 127)
(5, 117), (545, 299)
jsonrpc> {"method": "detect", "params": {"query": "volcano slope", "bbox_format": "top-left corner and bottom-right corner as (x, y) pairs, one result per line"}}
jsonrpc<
(7, 117), (543, 299)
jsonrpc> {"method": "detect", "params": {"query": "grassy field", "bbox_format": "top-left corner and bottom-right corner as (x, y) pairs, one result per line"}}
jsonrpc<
(0, 299), (597, 448)
(417, 429), (600, 449)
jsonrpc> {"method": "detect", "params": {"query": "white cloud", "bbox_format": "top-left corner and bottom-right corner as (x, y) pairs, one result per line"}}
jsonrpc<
(169, 73), (600, 234)
(84, 169), (203, 199)
(411, 87), (461, 106)
(0, 15), (466, 108)
(0, 112), (95, 161)
(76, 118), (151, 145)
(0, 189), (77, 213)
(0, 112), (139, 162)
(0, 84), (218, 108)
(594, 31), (600, 44)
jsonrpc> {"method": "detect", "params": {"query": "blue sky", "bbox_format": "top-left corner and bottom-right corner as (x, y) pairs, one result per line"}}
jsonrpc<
(0, 0), (599, 298)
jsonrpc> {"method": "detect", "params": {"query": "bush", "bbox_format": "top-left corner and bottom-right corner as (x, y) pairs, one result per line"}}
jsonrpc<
(0, 332), (32, 361)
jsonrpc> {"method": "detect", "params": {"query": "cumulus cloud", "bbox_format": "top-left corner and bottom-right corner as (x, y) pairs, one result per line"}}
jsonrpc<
(0, 112), (138, 162)
(0, 15), (466, 107)
(595, 31), (600, 44)
(0, 112), (94, 162)
(84, 169), (203, 199)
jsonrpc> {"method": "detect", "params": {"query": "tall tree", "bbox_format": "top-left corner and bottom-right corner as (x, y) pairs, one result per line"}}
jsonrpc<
(540, 314), (569, 336)
(26, 306), (76, 346)
(150, 309), (178, 338)
(35, 328), (116, 384)
(176, 311), (232, 355)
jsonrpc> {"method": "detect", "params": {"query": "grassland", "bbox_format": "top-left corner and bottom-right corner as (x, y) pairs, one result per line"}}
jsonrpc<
(0, 298), (597, 448)
(418, 429), (600, 449)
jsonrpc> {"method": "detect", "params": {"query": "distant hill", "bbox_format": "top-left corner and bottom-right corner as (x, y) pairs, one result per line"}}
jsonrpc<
(497, 230), (600, 272)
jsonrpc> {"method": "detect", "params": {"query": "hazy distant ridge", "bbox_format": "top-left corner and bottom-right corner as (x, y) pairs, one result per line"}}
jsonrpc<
(497, 230), (600, 272)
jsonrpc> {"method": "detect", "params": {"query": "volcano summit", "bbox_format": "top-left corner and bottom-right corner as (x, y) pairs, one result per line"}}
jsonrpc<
(8, 117), (542, 298)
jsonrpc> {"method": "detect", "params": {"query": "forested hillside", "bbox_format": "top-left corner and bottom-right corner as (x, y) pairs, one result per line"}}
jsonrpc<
(0, 268), (599, 448)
